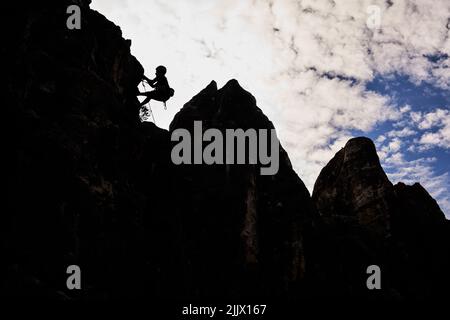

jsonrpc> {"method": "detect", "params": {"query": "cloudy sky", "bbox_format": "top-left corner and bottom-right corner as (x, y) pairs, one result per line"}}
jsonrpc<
(91, 0), (450, 217)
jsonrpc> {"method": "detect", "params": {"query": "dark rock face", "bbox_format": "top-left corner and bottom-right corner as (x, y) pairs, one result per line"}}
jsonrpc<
(311, 137), (450, 299)
(389, 182), (450, 298)
(3, 1), (173, 298)
(3, 1), (449, 301)
(169, 80), (314, 299)
(313, 137), (393, 237)
(2, 2), (314, 299)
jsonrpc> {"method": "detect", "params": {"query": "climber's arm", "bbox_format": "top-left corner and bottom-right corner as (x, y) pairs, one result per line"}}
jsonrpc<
(143, 75), (156, 87)
(147, 77), (157, 88)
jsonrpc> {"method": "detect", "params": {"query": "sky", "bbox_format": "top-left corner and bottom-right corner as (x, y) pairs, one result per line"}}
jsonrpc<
(91, 0), (450, 218)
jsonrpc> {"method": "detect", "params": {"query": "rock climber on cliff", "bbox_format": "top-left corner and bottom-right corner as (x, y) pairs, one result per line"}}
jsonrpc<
(138, 65), (174, 108)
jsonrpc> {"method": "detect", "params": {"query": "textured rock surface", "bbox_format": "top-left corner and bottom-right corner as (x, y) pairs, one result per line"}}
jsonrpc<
(313, 137), (393, 237)
(389, 182), (450, 298)
(311, 137), (450, 298)
(2, 1), (314, 299)
(3, 0), (174, 298)
(3, 0), (449, 301)
(170, 80), (314, 299)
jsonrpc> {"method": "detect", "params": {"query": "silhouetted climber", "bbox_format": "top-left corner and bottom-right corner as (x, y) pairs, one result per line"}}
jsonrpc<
(138, 65), (174, 108)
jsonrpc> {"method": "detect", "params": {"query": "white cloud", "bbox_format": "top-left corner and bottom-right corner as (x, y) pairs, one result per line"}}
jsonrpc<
(376, 135), (386, 143)
(387, 127), (416, 138)
(413, 108), (449, 130)
(368, 1), (450, 88)
(400, 105), (412, 113)
(410, 111), (423, 123)
(381, 137), (402, 154)
(91, 0), (450, 216)
(409, 108), (450, 150)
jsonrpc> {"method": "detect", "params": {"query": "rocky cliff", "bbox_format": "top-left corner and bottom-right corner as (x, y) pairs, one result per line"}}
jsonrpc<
(3, 0), (173, 298)
(2, 0), (314, 299)
(169, 79), (314, 299)
(2, 1), (449, 300)
(312, 137), (450, 298)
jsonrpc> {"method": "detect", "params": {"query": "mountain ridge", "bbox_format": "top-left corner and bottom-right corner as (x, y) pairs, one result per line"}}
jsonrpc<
(2, 1), (449, 300)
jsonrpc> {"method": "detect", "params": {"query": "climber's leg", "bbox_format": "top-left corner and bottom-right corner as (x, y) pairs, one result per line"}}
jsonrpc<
(139, 91), (157, 106)
(151, 91), (169, 103)
(139, 96), (150, 107)
(138, 90), (168, 107)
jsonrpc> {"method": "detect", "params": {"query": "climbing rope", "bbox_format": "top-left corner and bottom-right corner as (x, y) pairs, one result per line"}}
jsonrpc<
(141, 80), (156, 123)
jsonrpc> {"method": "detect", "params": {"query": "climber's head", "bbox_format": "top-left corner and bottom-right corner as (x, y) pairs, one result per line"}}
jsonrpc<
(156, 65), (167, 76)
